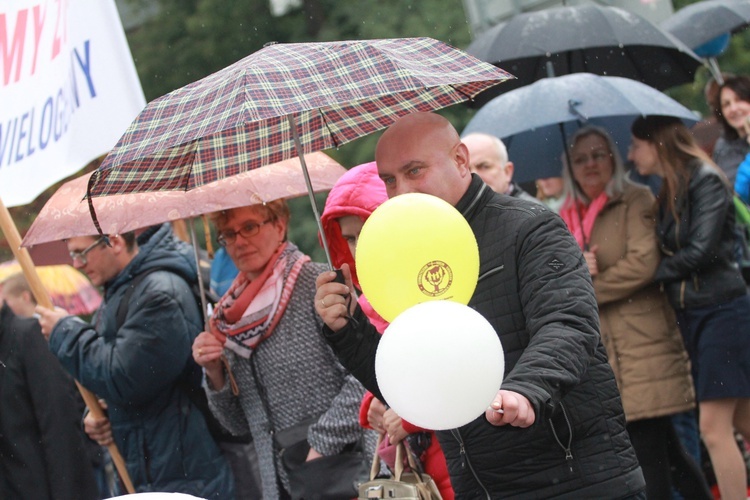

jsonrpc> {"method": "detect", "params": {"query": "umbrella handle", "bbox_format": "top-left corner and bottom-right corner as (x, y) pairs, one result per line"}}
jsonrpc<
(0, 196), (136, 494)
(333, 268), (346, 287)
(705, 57), (725, 85)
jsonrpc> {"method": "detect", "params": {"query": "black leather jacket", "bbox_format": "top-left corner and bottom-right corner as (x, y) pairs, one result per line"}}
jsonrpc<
(655, 160), (747, 309)
(325, 175), (644, 499)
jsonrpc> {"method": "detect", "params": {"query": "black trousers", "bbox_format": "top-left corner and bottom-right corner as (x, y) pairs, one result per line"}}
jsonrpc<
(627, 416), (712, 500)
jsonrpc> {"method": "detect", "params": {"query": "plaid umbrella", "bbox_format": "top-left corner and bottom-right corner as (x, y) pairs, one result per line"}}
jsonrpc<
(87, 37), (511, 265)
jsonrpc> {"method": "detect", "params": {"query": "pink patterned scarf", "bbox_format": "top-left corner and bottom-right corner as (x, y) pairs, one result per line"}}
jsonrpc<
(560, 192), (609, 249)
(210, 242), (309, 358)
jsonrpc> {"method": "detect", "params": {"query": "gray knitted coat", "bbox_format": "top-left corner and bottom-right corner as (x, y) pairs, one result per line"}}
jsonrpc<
(206, 261), (376, 498)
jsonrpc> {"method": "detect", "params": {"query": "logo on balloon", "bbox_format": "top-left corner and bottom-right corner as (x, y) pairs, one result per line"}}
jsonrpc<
(418, 260), (453, 296)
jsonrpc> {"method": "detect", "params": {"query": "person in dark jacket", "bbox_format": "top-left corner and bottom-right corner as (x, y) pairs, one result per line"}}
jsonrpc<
(316, 112), (645, 499)
(462, 132), (541, 205)
(0, 299), (99, 500)
(35, 224), (234, 498)
(629, 115), (750, 500)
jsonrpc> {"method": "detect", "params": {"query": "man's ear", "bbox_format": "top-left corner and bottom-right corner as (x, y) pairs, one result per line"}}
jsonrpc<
(505, 161), (515, 180)
(455, 142), (471, 176)
(108, 235), (127, 254)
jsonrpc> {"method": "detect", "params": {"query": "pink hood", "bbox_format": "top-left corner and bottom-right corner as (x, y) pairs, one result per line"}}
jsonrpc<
(321, 161), (389, 332)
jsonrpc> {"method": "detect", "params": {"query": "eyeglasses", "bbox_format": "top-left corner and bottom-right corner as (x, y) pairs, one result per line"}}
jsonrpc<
(571, 150), (612, 167)
(69, 237), (106, 266)
(217, 220), (272, 247)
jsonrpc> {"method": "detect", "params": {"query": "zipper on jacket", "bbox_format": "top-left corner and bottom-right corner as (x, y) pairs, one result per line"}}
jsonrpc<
(451, 428), (491, 499)
(672, 220), (688, 309)
(679, 280), (686, 310)
(548, 403), (574, 473)
(478, 265), (504, 283)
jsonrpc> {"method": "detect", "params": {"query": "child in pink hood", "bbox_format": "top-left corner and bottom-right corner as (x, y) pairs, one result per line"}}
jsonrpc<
(320, 161), (454, 499)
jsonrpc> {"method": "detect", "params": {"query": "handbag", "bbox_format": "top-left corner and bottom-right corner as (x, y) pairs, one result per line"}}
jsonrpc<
(275, 418), (370, 500)
(358, 435), (442, 500)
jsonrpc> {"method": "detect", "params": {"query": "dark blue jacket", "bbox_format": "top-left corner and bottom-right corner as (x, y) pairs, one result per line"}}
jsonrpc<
(50, 224), (234, 497)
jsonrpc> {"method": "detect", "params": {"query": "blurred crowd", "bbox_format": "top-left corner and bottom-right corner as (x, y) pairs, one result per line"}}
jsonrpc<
(3, 72), (750, 500)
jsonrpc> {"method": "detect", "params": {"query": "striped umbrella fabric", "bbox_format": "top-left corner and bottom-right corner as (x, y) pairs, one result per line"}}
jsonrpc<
(89, 37), (512, 198)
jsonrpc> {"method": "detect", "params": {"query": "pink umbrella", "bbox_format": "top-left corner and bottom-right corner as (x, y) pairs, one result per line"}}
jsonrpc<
(22, 152), (346, 251)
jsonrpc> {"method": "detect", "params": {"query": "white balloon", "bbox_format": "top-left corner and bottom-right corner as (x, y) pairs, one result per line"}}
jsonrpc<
(375, 301), (505, 430)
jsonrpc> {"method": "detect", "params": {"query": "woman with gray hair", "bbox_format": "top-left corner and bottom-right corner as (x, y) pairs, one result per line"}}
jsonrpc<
(559, 126), (712, 499)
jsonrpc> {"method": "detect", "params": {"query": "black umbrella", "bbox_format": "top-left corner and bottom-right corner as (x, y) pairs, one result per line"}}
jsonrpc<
(465, 4), (702, 105)
(661, 0), (750, 84)
(461, 73), (699, 183)
(661, 0), (750, 51)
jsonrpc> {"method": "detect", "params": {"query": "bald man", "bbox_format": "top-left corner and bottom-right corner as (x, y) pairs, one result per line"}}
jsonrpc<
(462, 132), (540, 204)
(315, 112), (644, 498)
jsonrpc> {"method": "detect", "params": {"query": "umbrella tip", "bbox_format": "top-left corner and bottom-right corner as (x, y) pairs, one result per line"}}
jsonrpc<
(263, 41), (278, 48)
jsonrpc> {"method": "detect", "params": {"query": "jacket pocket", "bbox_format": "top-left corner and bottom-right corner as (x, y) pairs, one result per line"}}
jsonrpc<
(547, 402), (575, 475)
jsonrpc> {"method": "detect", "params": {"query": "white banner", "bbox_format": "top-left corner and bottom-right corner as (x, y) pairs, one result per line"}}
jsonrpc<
(0, 0), (145, 207)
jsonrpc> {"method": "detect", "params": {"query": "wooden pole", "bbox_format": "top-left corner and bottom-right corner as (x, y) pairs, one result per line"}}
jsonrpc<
(171, 219), (190, 243)
(0, 196), (135, 495)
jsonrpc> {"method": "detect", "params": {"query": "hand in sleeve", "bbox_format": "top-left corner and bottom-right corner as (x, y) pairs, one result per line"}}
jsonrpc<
(383, 408), (409, 444)
(485, 390), (536, 428)
(193, 331), (225, 389)
(84, 399), (113, 446)
(35, 305), (69, 339)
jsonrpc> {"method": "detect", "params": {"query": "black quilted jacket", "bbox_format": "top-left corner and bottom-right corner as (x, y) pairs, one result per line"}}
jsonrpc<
(324, 175), (644, 499)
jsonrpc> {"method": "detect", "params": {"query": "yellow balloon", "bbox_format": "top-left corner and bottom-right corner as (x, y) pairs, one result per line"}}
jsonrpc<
(356, 193), (479, 322)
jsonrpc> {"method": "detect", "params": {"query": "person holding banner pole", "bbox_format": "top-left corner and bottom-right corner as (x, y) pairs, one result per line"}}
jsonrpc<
(0, 196), (136, 494)
(35, 225), (234, 498)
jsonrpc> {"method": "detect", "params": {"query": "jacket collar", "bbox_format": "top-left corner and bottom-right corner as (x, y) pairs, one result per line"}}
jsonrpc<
(455, 174), (493, 221)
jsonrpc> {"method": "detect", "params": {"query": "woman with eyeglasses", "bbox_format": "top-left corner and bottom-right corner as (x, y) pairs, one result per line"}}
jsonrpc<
(190, 200), (374, 499)
(560, 126), (711, 500)
(629, 115), (750, 500)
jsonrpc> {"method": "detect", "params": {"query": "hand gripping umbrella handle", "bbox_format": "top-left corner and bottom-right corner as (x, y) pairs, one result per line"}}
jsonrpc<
(76, 384), (136, 494)
(0, 197), (136, 494)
